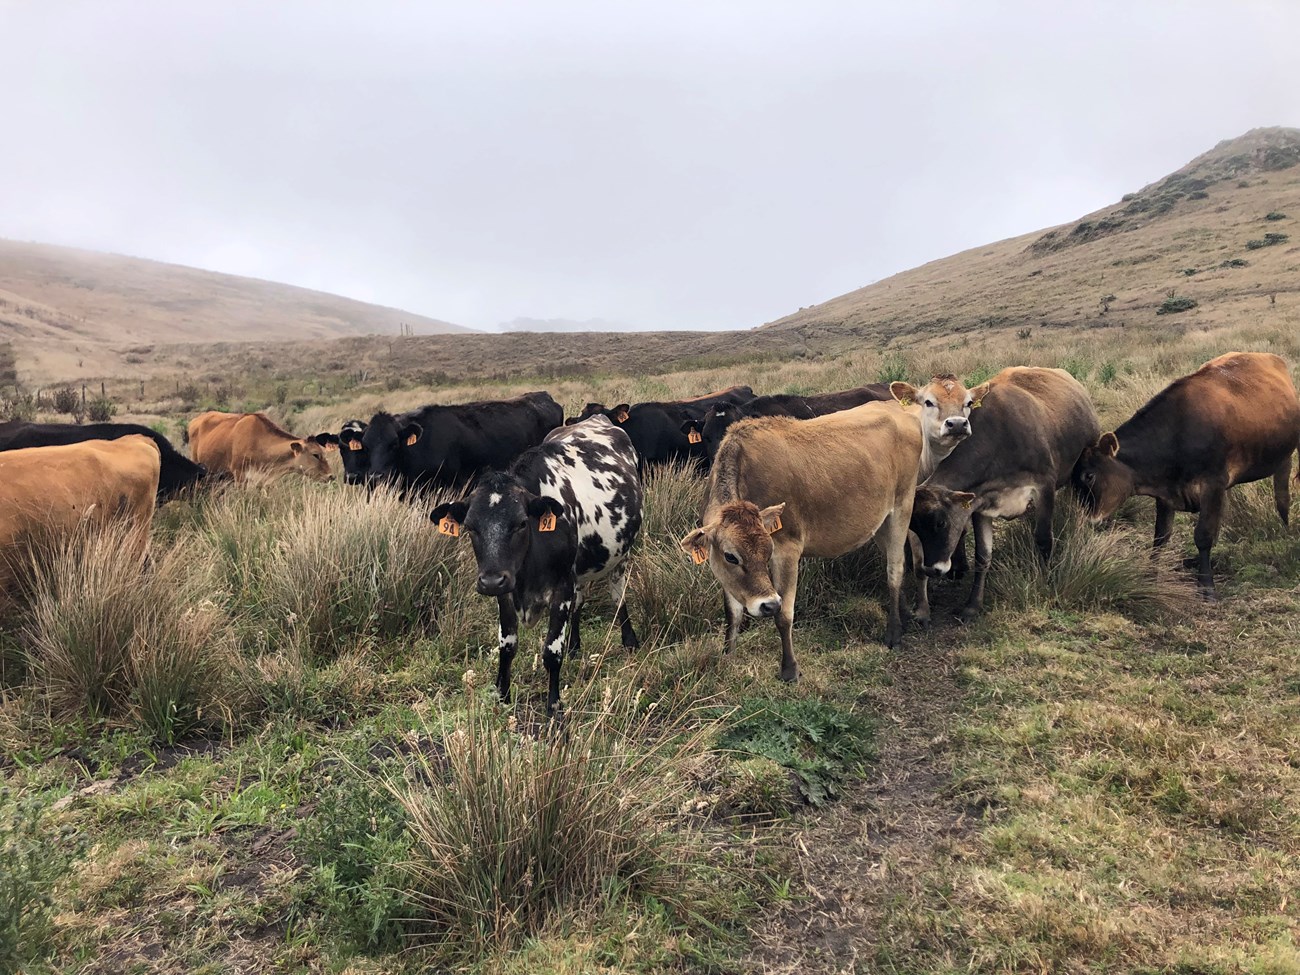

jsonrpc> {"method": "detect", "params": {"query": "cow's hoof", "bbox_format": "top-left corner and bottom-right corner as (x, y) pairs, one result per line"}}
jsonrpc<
(1199, 588), (1220, 604)
(911, 614), (931, 630)
(778, 664), (799, 683)
(883, 628), (903, 649)
(956, 607), (980, 625)
(622, 638), (641, 651)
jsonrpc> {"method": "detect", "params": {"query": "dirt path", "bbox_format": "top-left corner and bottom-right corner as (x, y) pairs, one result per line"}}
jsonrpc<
(741, 632), (970, 974)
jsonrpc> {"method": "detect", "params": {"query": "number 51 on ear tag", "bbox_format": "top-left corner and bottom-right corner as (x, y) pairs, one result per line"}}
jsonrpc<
(537, 511), (557, 532)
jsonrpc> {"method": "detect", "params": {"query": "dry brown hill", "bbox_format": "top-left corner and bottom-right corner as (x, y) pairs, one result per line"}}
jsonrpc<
(762, 126), (1300, 351)
(0, 239), (468, 382)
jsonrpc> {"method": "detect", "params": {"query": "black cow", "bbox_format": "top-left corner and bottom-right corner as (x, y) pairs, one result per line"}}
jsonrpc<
(682, 384), (893, 463)
(567, 385), (754, 471)
(430, 415), (643, 714)
(0, 421), (206, 500)
(359, 392), (563, 492)
(908, 367), (1100, 622)
(313, 419), (371, 485)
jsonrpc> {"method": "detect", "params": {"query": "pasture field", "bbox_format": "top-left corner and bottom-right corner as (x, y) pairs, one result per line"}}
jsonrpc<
(3, 316), (1300, 975)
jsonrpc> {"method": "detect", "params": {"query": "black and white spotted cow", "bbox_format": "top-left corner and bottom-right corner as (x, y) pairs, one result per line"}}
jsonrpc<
(429, 415), (643, 714)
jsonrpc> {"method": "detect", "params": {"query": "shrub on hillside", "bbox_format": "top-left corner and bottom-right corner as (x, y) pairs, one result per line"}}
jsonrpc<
(1245, 232), (1289, 250)
(1219, 258), (1249, 268)
(1, 393), (37, 422)
(51, 387), (80, 417)
(1264, 211), (1286, 221)
(1157, 295), (1198, 315)
(85, 397), (116, 422)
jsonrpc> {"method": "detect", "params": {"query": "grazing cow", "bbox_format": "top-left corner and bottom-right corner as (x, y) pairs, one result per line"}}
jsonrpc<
(679, 401), (923, 682)
(0, 436), (161, 592)
(429, 415), (642, 714)
(1072, 351), (1300, 600)
(0, 421), (204, 500)
(313, 419), (370, 485)
(362, 392), (563, 492)
(682, 384), (893, 464)
(188, 411), (334, 481)
(909, 367), (1101, 621)
(568, 385), (755, 471)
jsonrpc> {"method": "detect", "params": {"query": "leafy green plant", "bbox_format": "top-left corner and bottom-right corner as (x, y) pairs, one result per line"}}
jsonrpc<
(1, 789), (83, 971)
(1157, 294), (1198, 315)
(875, 355), (910, 384)
(85, 397), (116, 422)
(720, 698), (875, 806)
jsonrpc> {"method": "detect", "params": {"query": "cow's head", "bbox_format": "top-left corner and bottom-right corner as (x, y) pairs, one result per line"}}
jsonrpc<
(158, 453), (207, 500)
(288, 434), (334, 481)
(682, 404), (737, 461)
(679, 501), (785, 617)
(1071, 432), (1131, 521)
(565, 402), (614, 425)
(430, 472), (568, 597)
(362, 412), (422, 484)
(891, 374), (976, 454)
(908, 486), (977, 575)
(324, 420), (369, 485)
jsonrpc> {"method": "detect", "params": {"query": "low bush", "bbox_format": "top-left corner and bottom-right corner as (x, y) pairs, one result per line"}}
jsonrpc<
(1264, 211), (1286, 221)
(51, 387), (80, 416)
(85, 398), (116, 422)
(1245, 232), (1289, 250)
(1157, 295), (1198, 315)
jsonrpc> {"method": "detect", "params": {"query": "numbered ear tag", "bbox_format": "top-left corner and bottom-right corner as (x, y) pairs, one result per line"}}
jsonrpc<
(405, 433), (418, 446)
(325, 442), (339, 451)
(537, 511), (557, 532)
(615, 409), (630, 422)
(687, 430), (702, 444)
(960, 498), (973, 510)
(770, 514), (782, 533)
(971, 399), (983, 410)
(899, 395), (913, 406)
(438, 516), (460, 537)
(691, 544), (708, 565)
(347, 440), (362, 451)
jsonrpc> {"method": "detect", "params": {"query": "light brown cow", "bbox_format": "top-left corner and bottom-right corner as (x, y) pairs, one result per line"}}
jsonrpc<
(890, 373), (976, 475)
(679, 401), (922, 682)
(0, 436), (161, 592)
(188, 411), (333, 481)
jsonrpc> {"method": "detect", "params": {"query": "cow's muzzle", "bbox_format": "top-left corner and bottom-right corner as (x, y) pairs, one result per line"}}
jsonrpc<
(477, 571), (515, 596)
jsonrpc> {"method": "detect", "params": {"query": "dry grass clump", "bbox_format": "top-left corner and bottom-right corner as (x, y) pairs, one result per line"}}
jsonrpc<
(987, 504), (1196, 619)
(390, 671), (720, 960)
(18, 523), (238, 742)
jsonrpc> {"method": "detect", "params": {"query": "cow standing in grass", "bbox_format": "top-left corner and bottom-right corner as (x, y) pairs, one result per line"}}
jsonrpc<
(909, 367), (1101, 621)
(188, 411), (334, 481)
(1072, 351), (1300, 600)
(430, 415), (642, 714)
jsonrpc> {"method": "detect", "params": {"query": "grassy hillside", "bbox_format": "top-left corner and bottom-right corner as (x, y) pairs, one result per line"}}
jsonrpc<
(0, 240), (469, 383)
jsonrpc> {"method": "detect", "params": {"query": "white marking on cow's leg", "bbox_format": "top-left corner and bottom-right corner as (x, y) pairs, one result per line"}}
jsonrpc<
(607, 565), (639, 649)
(541, 592), (573, 715)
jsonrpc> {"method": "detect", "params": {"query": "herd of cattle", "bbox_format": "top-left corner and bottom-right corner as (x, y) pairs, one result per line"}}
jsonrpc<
(2, 351), (1298, 712)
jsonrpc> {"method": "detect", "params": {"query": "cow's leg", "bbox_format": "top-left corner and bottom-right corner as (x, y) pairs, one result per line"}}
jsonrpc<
(607, 564), (640, 649)
(541, 586), (575, 716)
(873, 511), (908, 648)
(1154, 499), (1176, 549)
(770, 548), (802, 682)
(567, 591), (584, 656)
(1193, 484), (1226, 602)
(1273, 453), (1293, 526)
(1033, 484), (1056, 563)
(723, 592), (745, 653)
(495, 597), (519, 703)
(950, 527), (970, 579)
(958, 513), (995, 624)
(908, 531), (931, 628)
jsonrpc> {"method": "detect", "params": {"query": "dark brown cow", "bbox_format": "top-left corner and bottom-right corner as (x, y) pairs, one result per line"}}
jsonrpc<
(909, 367), (1100, 621)
(1072, 351), (1300, 599)
(678, 401), (922, 682)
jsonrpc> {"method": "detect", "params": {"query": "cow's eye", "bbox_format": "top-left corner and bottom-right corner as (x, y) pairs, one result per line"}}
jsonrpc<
(724, 552), (740, 566)
(1083, 472), (1095, 485)
(924, 399), (935, 408)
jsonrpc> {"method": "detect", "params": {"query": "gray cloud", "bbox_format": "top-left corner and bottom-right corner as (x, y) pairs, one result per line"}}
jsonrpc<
(2, 1), (1297, 331)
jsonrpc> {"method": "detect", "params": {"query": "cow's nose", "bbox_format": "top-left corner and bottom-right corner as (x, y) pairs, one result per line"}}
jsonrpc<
(758, 597), (781, 617)
(944, 417), (970, 436)
(477, 572), (512, 595)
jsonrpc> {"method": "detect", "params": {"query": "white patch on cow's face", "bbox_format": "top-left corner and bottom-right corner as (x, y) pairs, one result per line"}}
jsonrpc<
(488, 493), (502, 506)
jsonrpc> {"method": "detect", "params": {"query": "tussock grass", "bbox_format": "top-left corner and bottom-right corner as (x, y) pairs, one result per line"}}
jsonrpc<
(18, 524), (238, 742)
(390, 671), (724, 961)
(987, 504), (1197, 619)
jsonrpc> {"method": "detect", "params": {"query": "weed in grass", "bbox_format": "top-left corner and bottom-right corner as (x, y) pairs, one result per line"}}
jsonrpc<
(1, 788), (83, 971)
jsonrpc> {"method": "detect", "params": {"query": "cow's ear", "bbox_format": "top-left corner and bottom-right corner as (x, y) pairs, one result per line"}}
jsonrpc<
(526, 496), (564, 532)
(967, 381), (991, 409)
(890, 381), (919, 406)
(612, 404), (631, 423)
(680, 418), (701, 437)
(400, 422), (422, 447)
(430, 501), (468, 536)
(1097, 432), (1120, 457)
(759, 503), (786, 534)
(951, 491), (977, 511)
(679, 526), (713, 565)
(564, 416), (579, 426)
(310, 433), (339, 450)
(289, 440), (305, 455)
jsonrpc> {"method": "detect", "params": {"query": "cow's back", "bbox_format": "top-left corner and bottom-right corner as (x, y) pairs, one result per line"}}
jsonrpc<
(985, 367), (1100, 484)
(716, 402), (921, 558)
(407, 392), (562, 486)
(188, 411), (241, 472)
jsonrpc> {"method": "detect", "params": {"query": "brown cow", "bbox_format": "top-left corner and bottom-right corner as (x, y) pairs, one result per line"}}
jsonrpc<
(678, 401), (922, 682)
(0, 436), (161, 592)
(188, 411), (333, 481)
(889, 373), (976, 471)
(909, 367), (1101, 622)
(1072, 351), (1300, 599)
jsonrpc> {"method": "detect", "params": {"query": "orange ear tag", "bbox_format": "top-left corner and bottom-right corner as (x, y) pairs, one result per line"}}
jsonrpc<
(615, 409), (630, 422)
(687, 430), (702, 444)
(438, 517), (460, 537)
(960, 498), (973, 511)
(769, 514), (782, 533)
(405, 433), (418, 446)
(537, 511), (557, 532)
(691, 544), (708, 565)
(347, 440), (362, 451)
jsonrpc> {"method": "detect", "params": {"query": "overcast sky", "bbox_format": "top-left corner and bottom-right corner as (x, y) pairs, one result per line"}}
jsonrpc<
(2, 1), (1297, 332)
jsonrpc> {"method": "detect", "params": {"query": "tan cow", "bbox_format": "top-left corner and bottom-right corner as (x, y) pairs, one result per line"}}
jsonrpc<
(889, 373), (975, 478)
(188, 411), (333, 481)
(0, 436), (161, 592)
(679, 401), (922, 682)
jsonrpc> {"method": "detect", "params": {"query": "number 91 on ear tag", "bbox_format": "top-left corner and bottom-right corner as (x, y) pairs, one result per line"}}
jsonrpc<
(537, 511), (557, 532)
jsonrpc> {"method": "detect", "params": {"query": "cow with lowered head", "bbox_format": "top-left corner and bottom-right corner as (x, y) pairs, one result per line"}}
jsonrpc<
(313, 419), (375, 486)
(362, 391), (563, 493)
(1072, 351), (1300, 600)
(430, 415), (642, 714)
(0, 421), (205, 500)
